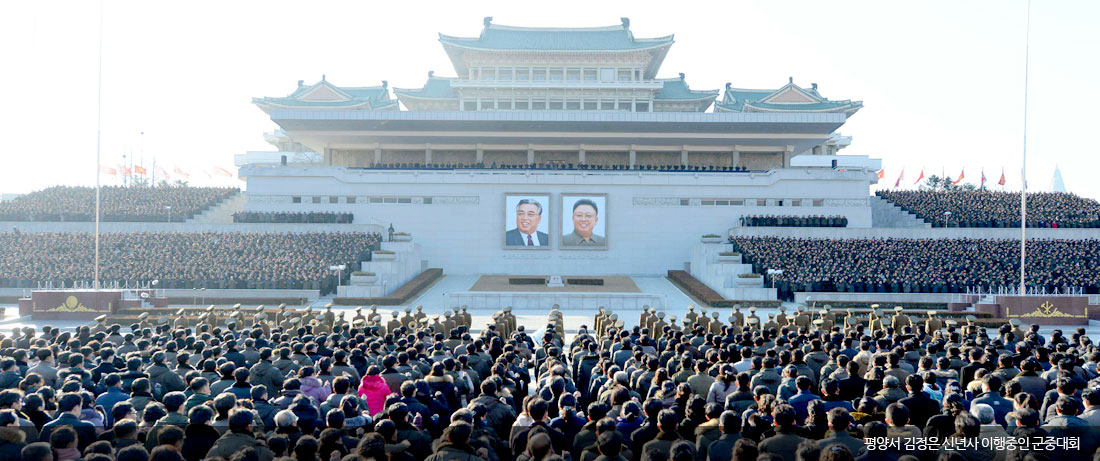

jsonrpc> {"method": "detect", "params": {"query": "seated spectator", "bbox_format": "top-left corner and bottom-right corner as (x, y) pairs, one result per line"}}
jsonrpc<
(0, 186), (237, 222)
(877, 189), (1100, 228)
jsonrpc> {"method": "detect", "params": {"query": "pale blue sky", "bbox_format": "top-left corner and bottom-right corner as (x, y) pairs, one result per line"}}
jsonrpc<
(1, 0), (1096, 197)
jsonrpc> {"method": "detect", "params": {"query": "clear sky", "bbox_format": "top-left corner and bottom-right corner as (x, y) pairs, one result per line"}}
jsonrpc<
(1, 0), (1097, 197)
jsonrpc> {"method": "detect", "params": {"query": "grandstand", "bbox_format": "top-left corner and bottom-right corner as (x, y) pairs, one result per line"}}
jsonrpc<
(0, 185), (238, 222)
(876, 189), (1100, 228)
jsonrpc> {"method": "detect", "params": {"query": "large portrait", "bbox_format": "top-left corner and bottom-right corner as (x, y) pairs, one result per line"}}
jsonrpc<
(561, 194), (608, 249)
(504, 194), (551, 249)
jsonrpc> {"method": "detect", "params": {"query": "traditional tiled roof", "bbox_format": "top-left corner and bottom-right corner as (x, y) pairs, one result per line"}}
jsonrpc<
(439, 17), (673, 52)
(253, 78), (398, 112)
(715, 79), (862, 116)
(392, 73), (458, 101)
(655, 75), (719, 100)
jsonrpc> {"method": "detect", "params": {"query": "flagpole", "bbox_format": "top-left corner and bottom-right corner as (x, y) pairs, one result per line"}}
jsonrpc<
(93, 0), (104, 290)
(1020, 0), (1031, 293)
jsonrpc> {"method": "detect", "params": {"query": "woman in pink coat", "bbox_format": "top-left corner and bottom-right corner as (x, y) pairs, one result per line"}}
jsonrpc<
(357, 365), (391, 415)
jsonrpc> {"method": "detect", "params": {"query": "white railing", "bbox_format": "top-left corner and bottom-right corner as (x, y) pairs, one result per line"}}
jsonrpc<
(954, 285), (1088, 302)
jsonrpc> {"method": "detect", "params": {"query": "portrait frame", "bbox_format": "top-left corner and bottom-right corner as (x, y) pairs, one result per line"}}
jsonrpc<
(502, 193), (553, 250)
(560, 193), (609, 251)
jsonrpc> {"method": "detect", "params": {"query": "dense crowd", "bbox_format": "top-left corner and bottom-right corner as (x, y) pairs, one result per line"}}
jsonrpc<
(0, 305), (1097, 461)
(0, 187), (238, 222)
(358, 163), (753, 173)
(876, 190), (1100, 228)
(0, 232), (381, 293)
(232, 213), (354, 225)
(739, 216), (848, 228)
(731, 236), (1100, 298)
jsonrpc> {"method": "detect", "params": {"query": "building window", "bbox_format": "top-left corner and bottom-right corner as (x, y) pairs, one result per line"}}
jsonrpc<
(617, 69), (632, 82)
(370, 197), (383, 204)
(549, 99), (564, 110)
(516, 68), (530, 81)
(702, 200), (715, 206)
(397, 197), (412, 204)
(566, 69), (580, 81)
(813, 200), (824, 207)
(680, 199), (690, 206)
(600, 68), (615, 82)
(515, 100), (530, 110)
(479, 99), (495, 110)
(583, 69), (597, 81)
(346, 196), (356, 204)
(566, 99), (581, 110)
(462, 100), (476, 111)
(600, 99), (615, 110)
(499, 68), (513, 81)
(532, 99), (547, 110)
(583, 100), (597, 110)
(533, 68), (547, 81)
(790, 199), (801, 207)
(482, 68), (494, 81)
(329, 196), (338, 204)
(383, 197), (397, 204)
(292, 196), (302, 204)
(716, 200), (729, 206)
(312, 196), (321, 204)
(498, 100), (513, 110)
(549, 69), (563, 81)
(635, 101), (649, 112)
(731, 200), (744, 206)
(423, 197), (433, 204)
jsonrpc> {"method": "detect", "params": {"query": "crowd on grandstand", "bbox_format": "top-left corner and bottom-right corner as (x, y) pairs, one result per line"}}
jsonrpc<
(0, 232), (381, 293)
(876, 190), (1100, 228)
(360, 163), (752, 172)
(232, 212), (354, 224)
(738, 216), (848, 228)
(731, 236), (1100, 299)
(0, 187), (238, 223)
(0, 304), (1096, 461)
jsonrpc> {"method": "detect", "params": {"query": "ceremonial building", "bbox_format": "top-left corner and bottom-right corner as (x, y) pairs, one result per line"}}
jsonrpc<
(243, 18), (879, 277)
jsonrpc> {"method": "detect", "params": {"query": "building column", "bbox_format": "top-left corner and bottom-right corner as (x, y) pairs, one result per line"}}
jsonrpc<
(731, 150), (740, 169)
(374, 148), (382, 165)
(681, 149), (689, 167)
(475, 147), (484, 164)
(425, 146), (432, 165)
(629, 148), (637, 169)
(324, 147), (334, 166)
(527, 147), (535, 165)
(783, 146), (794, 168)
(578, 148), (586, 165)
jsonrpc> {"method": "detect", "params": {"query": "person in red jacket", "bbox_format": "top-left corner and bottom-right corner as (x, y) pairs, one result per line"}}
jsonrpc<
(357, 366), (392, 415)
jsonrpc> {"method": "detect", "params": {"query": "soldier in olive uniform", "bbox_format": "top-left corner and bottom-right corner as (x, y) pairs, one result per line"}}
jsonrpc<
(708, 311), (722, 334)
(868, 309), (885, 332)
(639, 307), (653, 332)
(1009, 318), (1027, 340)
(173, 309), (188, 330)
(762, 314), (779, 330)
(653, 312), (668, 337)
(255, 312), (271, 337)
(684, 305), (698, 326)
(698, 309), (710, 331)
(322, 304), (336, 328)
(925, 310), (942, 333)
(667, 315), (681, 334)
(891, 306), (910, 331)
(401, 307), (415, 328)
(775, 306), (789, 327)
(387, 311), (402, 334)
(275, 304), (289, 326)
(745, 307), (760, 329)
(352, 307), (367, 326)
(460, 306), (472, 329)
(442, 311), (456, 333)
(414, 305), (427, 323)
(205, 306), (219, 328)
(794, 306), (811, 330)
(818, 310), (834, 331)
(732, 305), (745, 330)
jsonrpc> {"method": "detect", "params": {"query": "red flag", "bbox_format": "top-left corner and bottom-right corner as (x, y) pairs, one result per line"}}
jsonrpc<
(998, 169), (1006, 186)
(212, 167), (233, 177)
(980, 169), (987, 187)
(894, 169), (905, 188)
(913, 169), (925, 185)
(173, 167), (190, 178)
(99, 165), (116, 176)
(134, 165), (147, 175)
(877, 169), (885, 180)
(952, 169), (965, 185)
(119, 167), (132, 176)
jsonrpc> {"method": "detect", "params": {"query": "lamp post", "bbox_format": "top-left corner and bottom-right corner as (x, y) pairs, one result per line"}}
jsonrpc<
(165, 206), (172, 223)
(944, 211), (952, 227)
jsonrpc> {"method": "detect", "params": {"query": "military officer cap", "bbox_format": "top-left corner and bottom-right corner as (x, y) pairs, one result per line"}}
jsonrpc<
(418, 317), (428, 324)
(392, 311), (399, 317)
(444, 311), (451, 317)
(778, 306), (786, 312)
(749, 306), (756, 313)
(233, 303), (242, 310)
(688, 305), (695, 311)
(453, 306), (460, 312)
(845, 316), (857, 326)
(614, 320), (625, 328)
(728, 314), (736, 322)
(207, 305), (215, 312)
(505, 306), (512, 312)
(461, 305), (468, 311)
(669, 315), (677, 322)
(371, 314), (382, 322)
(657, 312), (665, 319)
(734, 304), (742, 310)
(325, 303), (333, 309)
(870, 304), (880, 309)
(176, 308), (186, 316)
(609, 314), (618, 321)
(290, 317), (300, 325)
(158, 316), (170, 325)
(894, 306), (904, 312)
(416, 305), (424, 311)
(819, 310), (828, 315)
(1009, 318), (1021, 326)
(748, 316), (760, 324)
(927, 310), (937, 316)
(712, 311), (719, 318)
(965, 315), (977, 323)
(598, 307), (605, 313)
(138, 312), (149, 321)
(356, 306), (363, 312)
(370, 305), (378, 311)
(279, 303), (287, 309)
(876, 309), (887, 317)
(823, 305), (832, 311)
(813, 319), (824, 326)
(256, 305), (265, 313)
(641, 305), (648, 310)
(405, 307), (412, 313)
(945, 319), (958, 326)
(305, 306), (313, 313)
(95, 314), (107, 323)
(256, 313), (267, 321)
(491, 312), (500, 320)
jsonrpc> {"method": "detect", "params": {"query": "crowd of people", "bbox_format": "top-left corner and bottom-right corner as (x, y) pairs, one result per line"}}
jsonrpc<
(232, 213), (354, 225)
(876, 190), (1100, 228)
(731, 236), (1100, 298)
(0, 187), (238, 223)
(739, 216), (848, 228)
(0, 303), (1096, 461)
(0, 232), (382, 293)
(357, 163), (753, 173)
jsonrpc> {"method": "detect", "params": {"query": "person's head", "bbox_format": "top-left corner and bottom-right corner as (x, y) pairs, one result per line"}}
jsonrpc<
(826, 408), (851, 431)
(571, 199), (599, 239)
(885, 403), (909, 427)
(149, 446), (184, 461)
(954, 412), (980, 438)
(58, 393), (81, 416)
(719, 410), (741, 435)
(445, 422), (473, 447)
(795, 439), (821, 461)
(1011, 408), (1040, 427)
(163, 392), (186, 415)
(156, 426), (184, 449)
(188, 405), (215, 425)
(274, 409), (298, 428)
(596, 430), (623, 457)
(969, 403), (995, 425)
(731, 438), (758, 461)
(228, 408), (255, 434)
(20, 443), (52, 461)
(670, 440), (696, 461)
(657, 409), (678, 433)
(515, 199), (543, 235)
(116, 445), (148, 461)
(49, 426), (77, 449)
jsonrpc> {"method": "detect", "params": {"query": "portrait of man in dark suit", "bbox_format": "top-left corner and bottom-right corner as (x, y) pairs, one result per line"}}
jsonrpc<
(505, 196), (549, 247)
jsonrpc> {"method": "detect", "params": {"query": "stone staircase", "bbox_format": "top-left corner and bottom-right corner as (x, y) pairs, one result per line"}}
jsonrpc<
(870, 195), (931, 228)
(187, 191), (246, 224)
(689, 240), (778, 301)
